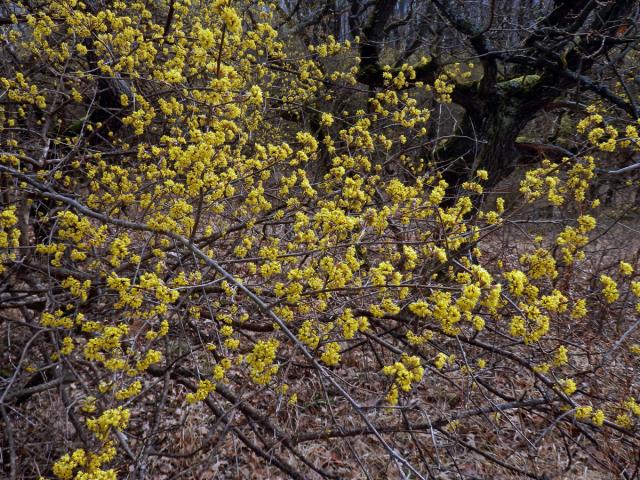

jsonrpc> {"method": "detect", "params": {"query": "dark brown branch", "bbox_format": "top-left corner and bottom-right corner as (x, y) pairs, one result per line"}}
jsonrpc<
(163, 0), (176, 37)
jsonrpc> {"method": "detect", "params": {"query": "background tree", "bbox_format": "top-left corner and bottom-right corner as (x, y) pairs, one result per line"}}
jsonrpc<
(285, 0), (639, 189)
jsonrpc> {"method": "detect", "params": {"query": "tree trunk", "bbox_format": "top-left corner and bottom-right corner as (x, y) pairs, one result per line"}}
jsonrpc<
(437, 82), (552, 193)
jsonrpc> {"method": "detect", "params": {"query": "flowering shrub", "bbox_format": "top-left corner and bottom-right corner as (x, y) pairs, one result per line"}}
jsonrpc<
(1, 1), (640, 478)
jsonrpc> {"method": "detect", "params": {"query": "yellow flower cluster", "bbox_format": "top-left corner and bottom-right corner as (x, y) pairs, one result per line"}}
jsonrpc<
(320, 342), (341, 366)
(509, 304), (550, 345)
(52, 443), (117, 480)
(185, 380), (216, 404)
(434, 74), (455, 103)
(115, 380), (142, 401)
(86, 407), (131, 441)
(555, 215), (596, 263)
(246, 339), (280, 385)
(599, 274), (619, 304)
(84, 324), (129, 364)
(520, 248), (557, 280)
(560, 378), (577, 395)
(382, 354), (424, 405)
(0, 206), (20, 274)
(337, 309), (368, 339)
(574, 406), (605, 427)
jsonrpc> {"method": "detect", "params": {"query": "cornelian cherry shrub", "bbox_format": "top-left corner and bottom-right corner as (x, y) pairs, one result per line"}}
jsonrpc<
(1, 1), (640, 478)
